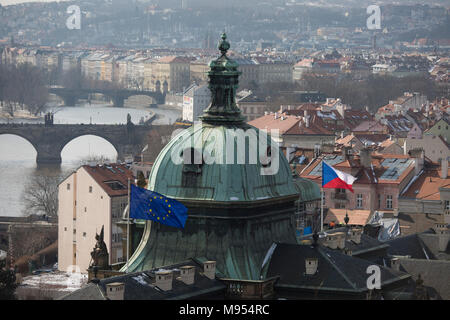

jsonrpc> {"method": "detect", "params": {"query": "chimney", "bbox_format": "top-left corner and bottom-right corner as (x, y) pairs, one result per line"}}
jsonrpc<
(203, 261), (216, 280)
(336, 104), (345, 118)
(179, 266), (195, 285)
(359, 147), (372, 168)
(323, 233), (338, 249)
(274, 112), (278, 119)
(105, 282), (125, 300)
(304, 110), (310, 127)
(305, 258), (318, 275)
(391, 258), (400, 271)
(155, 270), (173, 291)
(335, 232), (346, 249)
(436, 227), (450, 252)
(279, 105), (284, 113)
(441, 158), (448, 179)
(348, 227), (362, 244)
(410, 148), (424, 175)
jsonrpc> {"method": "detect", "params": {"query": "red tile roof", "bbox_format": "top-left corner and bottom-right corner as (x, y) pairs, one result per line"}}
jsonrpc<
(82, 164), (134, 197)
(401, 168), (450, 201)
(325, 208), (372, 226)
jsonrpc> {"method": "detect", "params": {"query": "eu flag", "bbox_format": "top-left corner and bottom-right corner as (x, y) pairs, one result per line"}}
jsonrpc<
(130, 184), (188, 229)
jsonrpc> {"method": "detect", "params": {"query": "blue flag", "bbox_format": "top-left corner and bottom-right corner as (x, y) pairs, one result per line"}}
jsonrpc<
(130, 184), (188, 229)
(303, 226), (312, 235)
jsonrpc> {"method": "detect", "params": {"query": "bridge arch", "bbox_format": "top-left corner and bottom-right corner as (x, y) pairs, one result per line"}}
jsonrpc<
(59, 134), (120, 163)
(0, 133), (38, 160)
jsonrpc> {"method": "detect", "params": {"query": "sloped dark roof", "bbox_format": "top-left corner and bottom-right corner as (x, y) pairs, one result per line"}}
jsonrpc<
(385, 231), (437, 260)
(264, 243), (410, 294)
(59, 283), (106, 300)
(60, 259), (226, 300)
(395, 258), (450, 300)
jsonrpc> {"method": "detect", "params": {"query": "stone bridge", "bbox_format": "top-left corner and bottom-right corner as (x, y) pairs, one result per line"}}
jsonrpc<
(48, 87), (165, 107)
(0, 123), (154, 164)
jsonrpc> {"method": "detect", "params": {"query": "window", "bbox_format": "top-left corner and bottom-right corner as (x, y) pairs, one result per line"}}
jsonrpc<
(445, 200), (450, 210)
(356, 194), (363, 208)
(84, 207), (87, 213)
(83, 232), (86, 237)
(89, 186), (93, 193)
(67, 183), (70, 190)
(104, 181), (126, 190)
(386, 195), (393, 209)
(64, 227), (67, 231)
(378, 194), (381, 208)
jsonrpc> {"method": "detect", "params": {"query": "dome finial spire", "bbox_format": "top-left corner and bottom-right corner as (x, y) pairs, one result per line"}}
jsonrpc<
(200, 33), (244, 124)
(218, 32), (230, 56)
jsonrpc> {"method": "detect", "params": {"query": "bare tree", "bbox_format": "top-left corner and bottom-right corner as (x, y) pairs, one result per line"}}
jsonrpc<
(22, 176), (59, 218)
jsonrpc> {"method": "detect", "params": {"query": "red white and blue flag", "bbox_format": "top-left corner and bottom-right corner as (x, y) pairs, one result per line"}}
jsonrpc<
(322, 161), (357, 193)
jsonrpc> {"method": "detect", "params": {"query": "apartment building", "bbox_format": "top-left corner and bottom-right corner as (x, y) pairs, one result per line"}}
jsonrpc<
(151, 56), (192, 93)
(182, 83), (211, 122)
(300, 149), (421, 218)
(58, 164), (133, 274)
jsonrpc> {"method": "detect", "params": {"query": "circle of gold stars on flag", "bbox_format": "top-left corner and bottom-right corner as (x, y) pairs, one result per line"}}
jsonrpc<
(148, 194), (173, 221)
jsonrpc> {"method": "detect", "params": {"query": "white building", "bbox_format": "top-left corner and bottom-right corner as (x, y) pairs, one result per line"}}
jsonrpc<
(182, 84), (211, 122)
(58, 164), (133, 274)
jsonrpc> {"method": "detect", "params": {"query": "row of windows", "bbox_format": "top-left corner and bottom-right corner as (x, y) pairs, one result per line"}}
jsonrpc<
(323, 190), (394, 209)
(67, 183), (93, 193)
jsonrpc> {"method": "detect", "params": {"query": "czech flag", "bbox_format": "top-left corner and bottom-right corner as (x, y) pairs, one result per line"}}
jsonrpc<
(322, 161), (357, 193)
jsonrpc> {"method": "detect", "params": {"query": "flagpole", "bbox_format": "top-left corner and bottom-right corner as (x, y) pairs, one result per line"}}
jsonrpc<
(127, 178), (130, 273)
(320, 187), (324, 233)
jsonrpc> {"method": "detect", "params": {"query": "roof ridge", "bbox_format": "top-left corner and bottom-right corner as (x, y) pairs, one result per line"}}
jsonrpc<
(317, 246), (357, 290)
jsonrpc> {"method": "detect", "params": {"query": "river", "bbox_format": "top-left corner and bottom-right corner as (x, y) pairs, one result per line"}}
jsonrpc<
(0, 102), (181, 217)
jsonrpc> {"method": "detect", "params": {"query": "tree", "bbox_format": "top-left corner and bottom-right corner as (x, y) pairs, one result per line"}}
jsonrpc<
(22, 175), (59, 218)
(0, 268), (17, 300)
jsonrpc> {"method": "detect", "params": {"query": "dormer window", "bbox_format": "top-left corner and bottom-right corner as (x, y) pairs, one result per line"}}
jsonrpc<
(181, 148), (203, 187)
(105, 180), (126, 190)
(181, 147), (203, 174)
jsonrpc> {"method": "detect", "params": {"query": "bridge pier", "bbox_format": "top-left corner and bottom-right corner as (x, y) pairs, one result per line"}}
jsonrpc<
(62, 95), (78, 107)
(36, 153), (62, 165)
(111, 96), (125, 108)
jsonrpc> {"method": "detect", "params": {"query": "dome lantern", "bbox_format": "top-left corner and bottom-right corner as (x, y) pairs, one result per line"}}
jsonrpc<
(200, 33), (245, 124)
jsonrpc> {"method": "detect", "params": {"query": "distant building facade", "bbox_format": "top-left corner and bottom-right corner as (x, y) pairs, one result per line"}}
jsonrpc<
(58, 164), (133, 274)
(182, 84), (211, 122)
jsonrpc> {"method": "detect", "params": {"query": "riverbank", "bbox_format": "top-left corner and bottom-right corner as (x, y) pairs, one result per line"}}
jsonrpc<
(0, 109), (43, 121)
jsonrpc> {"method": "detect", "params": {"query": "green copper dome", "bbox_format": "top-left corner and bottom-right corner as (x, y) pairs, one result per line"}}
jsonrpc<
(122, 34), (300, 279)
(147, 32), (298, 204)
(148, 122), (298, 204)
